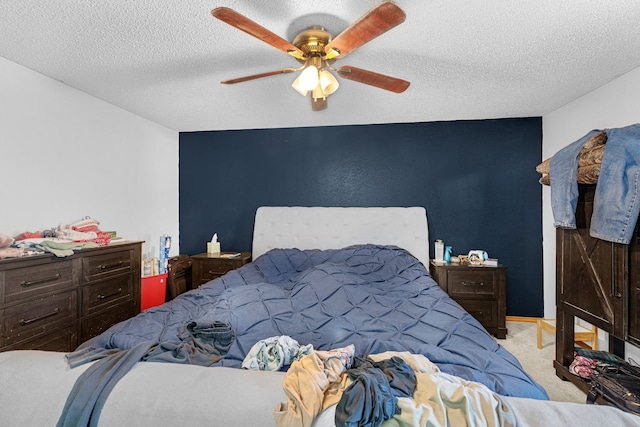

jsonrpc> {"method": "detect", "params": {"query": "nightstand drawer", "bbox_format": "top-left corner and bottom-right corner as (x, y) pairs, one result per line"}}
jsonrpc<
(200, 259), (237, 276)
(457, 300), (497, 327)
(448, 270), (496, 297)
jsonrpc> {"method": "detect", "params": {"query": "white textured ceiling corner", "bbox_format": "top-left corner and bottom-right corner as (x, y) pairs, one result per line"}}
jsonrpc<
(1, 1), (640, 132)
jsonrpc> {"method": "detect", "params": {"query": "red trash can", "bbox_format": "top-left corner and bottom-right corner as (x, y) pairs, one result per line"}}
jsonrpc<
(141, 273), (168, 310)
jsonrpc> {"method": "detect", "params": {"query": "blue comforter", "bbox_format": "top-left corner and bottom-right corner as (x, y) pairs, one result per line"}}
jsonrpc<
(85, 244), (547, 400)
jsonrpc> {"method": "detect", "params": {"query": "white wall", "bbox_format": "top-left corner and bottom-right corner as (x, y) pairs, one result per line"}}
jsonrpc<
(0, 57), (179, 260)
(542, 65), (640, 356)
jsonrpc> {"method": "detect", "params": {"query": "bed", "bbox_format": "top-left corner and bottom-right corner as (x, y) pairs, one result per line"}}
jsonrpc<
(1, 206), (638, 426)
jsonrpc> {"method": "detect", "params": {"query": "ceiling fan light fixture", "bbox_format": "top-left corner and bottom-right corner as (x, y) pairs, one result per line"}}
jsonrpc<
(291, 75), (309, 96)
(311, 85), (327, 101)
(299, 64), (320, 90)
(319, 69), (339, 95)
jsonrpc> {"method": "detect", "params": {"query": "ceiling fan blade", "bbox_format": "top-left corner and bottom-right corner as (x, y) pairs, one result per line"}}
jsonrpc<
(212, 7), (304, 59)
(324, 1), (406, 59)
(311, 96), (328, 111)
(336, 66), (410, 93)
(221, 68), (297, 84)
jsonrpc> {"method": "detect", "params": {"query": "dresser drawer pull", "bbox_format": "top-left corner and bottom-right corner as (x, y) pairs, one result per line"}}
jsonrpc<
(20, 273), (62, 287)
(20, 308), (60, 326)
(97, 288), (123, 300)
(462, 281), (484, 287)
(99, 261), (124, 271)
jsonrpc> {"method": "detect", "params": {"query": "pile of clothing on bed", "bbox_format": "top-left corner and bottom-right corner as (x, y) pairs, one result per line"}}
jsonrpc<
(271, 343), (516, 427)
(0, 216), (111, 259)
(238, 336), (516, 426)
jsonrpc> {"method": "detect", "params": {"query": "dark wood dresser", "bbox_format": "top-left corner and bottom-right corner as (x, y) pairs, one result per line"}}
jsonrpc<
(0, 241), (142, 352)
(191, 252), (252, 286)
(555, 185), (640, 392)
(429, 260), (507, 338)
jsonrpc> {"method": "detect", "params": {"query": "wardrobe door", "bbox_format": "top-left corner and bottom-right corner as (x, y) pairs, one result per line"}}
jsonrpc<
(627, 225), (640, 345)
(556, 186), (626, 339)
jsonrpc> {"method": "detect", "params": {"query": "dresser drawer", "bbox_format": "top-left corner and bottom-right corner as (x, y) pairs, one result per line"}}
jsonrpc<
(447, 270), (496, 297)
(82, 273), (134, 316)
(81, 301), (136, 343)
(3, 290), (77, 346)
(83, 249), (133, 282)
(457, 300), (497, 327)
(3, 324), (78, 352)
(3, 259), (75, 304)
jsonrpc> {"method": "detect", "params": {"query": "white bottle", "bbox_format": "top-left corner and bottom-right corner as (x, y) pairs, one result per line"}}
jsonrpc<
(435, 239), (444, 262)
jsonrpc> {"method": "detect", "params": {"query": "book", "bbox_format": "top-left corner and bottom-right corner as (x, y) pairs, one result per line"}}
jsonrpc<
(220, 252), (241, 259)
(483, 258), (498, 267)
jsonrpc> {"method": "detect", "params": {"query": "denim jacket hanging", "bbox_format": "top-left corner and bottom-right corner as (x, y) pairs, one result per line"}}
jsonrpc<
(550, 124), (640, 244)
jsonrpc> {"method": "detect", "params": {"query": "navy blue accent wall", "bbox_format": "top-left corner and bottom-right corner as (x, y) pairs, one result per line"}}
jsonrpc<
(179, 118), (543, 316)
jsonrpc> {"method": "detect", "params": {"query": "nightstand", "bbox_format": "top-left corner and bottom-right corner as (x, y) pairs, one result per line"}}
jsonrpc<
(191, 252), (252, 286)
(429, 260), (507, 339)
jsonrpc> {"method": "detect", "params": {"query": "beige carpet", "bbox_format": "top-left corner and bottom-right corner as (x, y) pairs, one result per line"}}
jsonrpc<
(498, 320), (586, 403)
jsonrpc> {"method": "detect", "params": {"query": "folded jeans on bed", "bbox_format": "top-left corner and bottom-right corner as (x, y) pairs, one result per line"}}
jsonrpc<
(145, 320), (234, 365)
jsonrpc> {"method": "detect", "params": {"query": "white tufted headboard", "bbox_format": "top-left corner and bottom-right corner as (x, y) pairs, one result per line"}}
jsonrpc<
(252, 206), (429, 266)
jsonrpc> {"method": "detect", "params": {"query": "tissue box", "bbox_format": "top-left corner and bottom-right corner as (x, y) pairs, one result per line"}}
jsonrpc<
(207, 242), (220, 254)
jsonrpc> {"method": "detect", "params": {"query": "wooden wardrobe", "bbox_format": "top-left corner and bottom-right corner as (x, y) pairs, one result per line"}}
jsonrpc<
(554, 185), (640, 392)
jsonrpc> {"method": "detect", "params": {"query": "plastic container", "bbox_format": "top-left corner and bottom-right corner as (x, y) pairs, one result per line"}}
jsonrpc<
(434, 239), (444, 262)
(159, 235), (171, 274)
(444, 246), (452, 263)
(141, 273), (168, 310)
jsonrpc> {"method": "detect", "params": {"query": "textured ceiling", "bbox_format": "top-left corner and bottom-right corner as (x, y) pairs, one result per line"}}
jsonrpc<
(1, 1), (640, 132)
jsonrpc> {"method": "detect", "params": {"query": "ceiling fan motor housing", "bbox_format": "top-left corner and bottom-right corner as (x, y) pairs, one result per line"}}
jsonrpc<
(292, 26), (333, 60)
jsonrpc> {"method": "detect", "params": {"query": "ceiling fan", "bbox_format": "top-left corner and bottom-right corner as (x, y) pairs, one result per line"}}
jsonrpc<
(211, 1), (410, 111)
